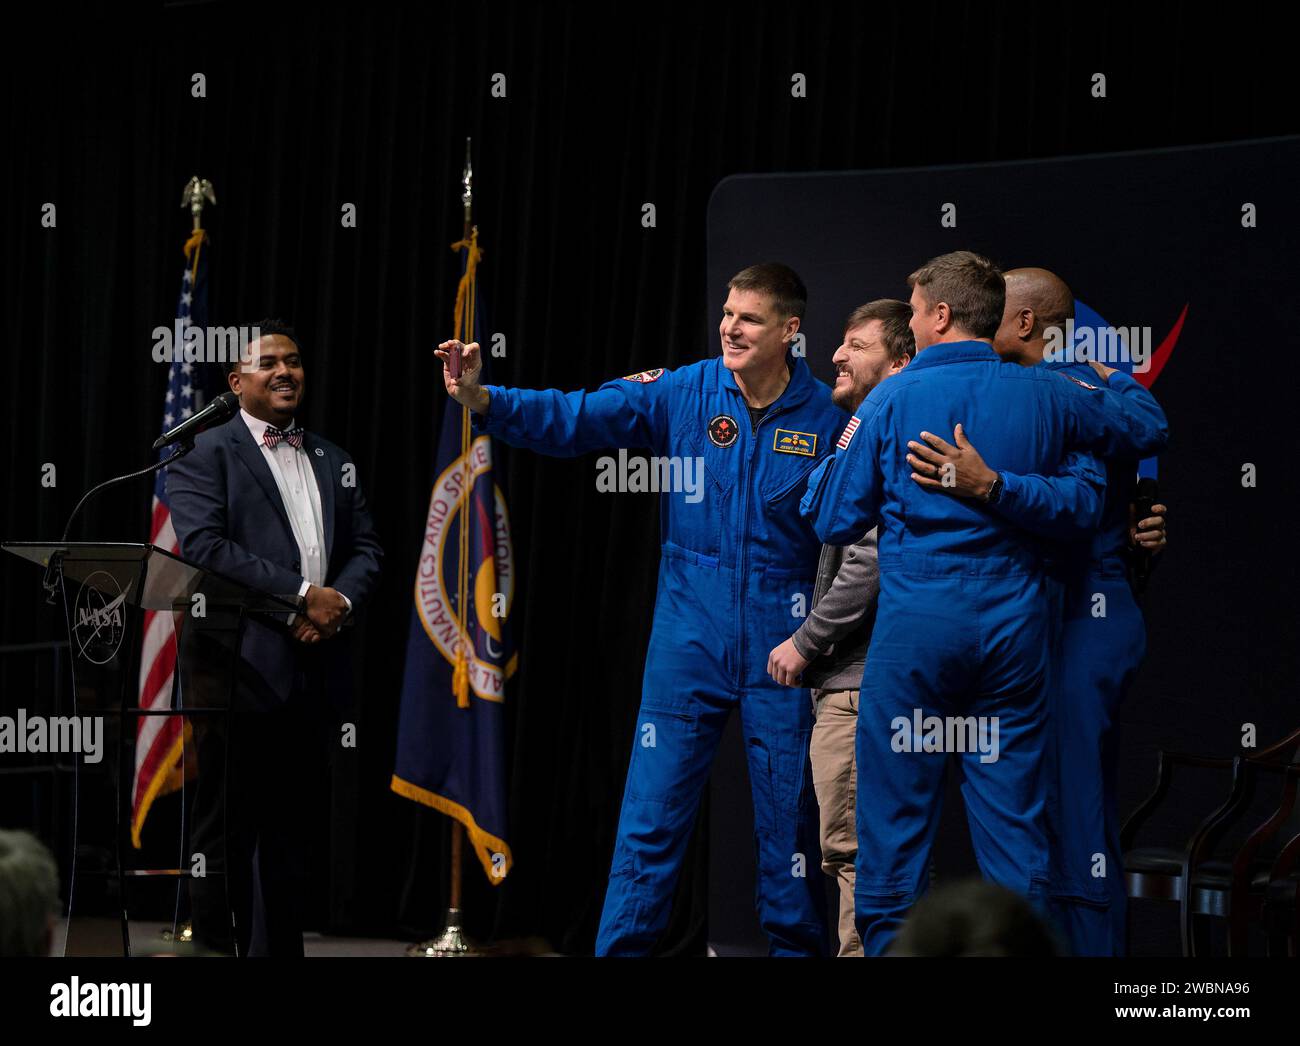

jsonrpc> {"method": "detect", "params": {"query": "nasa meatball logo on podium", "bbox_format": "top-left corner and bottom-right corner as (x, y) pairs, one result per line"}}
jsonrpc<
(413, 435), (517, 701)
(71, 571), (127, 666)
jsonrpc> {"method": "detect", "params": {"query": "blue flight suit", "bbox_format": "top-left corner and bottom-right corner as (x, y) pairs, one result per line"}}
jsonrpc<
(1033, 362), (1164, 956)
(799, 340), (1169, 956)
(474, 353), (846, 955)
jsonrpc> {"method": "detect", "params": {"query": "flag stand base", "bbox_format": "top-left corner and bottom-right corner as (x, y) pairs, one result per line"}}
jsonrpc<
(406, 907), (481, 957)
(160, 922), (193, 944)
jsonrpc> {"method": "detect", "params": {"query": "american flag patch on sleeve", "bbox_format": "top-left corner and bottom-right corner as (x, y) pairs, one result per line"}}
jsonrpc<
(837, 416), (861, 450)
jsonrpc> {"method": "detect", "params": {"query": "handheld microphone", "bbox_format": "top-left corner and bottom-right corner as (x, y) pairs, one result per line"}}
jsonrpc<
(152, 391), (239, 451)
(1132, 476), (1159, 592)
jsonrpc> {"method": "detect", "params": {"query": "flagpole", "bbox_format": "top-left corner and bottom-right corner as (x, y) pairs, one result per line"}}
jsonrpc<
(407, 139), (480, 958)
(147, 177), (217, 948)
(451, 132), (474, 917)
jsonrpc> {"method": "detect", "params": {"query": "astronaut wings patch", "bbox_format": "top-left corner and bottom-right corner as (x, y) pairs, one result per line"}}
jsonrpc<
(621, 368), (664, 383)
(837, 416), (861, 450)
(1065, 374), (1100, 391)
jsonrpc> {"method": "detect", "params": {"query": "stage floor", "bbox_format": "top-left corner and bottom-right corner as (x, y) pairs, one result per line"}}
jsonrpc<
(54, 919), (559, 957)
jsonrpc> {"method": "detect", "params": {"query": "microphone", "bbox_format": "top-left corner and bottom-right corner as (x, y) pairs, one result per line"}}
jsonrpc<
(152, 391), (239, 451)
(1132, 476), (1159, 592)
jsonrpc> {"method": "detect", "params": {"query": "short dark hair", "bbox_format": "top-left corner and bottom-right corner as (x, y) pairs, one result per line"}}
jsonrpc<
(226, 318), (300, 373)
(843, 299), (915, 363)
(728, 263), (807, 321)
(889, 879), (1060, 957)
(907, 251), (1005, 340)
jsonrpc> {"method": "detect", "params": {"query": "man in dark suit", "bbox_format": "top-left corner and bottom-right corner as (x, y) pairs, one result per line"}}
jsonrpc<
(166, 319), (382, 956)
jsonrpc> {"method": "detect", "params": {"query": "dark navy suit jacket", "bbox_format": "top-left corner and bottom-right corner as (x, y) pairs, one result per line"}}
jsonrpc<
(166, 414), (383, 706)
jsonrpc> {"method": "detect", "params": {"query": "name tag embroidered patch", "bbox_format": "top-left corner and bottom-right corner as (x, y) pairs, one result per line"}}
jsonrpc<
(837, 416), (860, 450)
(772, 429), (817, 456)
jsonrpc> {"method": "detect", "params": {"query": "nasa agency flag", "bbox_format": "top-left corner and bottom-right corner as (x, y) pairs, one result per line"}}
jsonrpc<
(391, 232), (517, 883)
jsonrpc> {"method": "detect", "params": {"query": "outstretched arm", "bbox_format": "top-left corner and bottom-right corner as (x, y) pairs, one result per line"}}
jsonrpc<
(436, 340), (671, 457)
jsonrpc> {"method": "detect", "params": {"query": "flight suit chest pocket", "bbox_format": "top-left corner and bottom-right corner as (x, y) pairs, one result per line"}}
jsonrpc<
(660, 423), (728, 555)
(763, 453), (822, 505)
(757, 453), (824, 565)
(673, 419), (735, 499)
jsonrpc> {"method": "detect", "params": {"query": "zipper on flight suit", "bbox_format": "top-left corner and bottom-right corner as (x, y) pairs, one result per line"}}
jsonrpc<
(736, 396), (800, 688)
(736, 408), (756, 688)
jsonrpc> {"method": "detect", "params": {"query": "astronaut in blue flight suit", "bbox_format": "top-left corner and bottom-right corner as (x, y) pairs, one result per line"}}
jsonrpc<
(799, 252), (1169, 956)
(911, 266), (1167, 956)
(436, 263), (845, 955)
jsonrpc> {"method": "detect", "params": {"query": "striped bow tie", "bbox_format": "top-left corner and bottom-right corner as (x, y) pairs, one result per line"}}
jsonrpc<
(263, 425), (304, 449)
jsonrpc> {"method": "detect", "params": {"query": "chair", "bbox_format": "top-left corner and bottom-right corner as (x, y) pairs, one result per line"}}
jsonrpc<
(1122, 726), (1300, 956)
(1182, 755), (1300, 956)
(1263, 822), (1300, 956)
(1122, 752), (1243, 908)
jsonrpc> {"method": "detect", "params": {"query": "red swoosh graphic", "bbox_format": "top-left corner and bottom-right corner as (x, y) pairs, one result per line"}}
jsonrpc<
(1136, 303), (1188, 388)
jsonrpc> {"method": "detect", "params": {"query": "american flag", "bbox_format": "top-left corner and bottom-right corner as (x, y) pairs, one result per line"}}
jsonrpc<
(837, 415), (861, 450)
(131, 231), (209, 848)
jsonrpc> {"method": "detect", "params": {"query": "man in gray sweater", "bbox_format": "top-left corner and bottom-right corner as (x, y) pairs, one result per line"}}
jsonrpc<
(766, 299), (915, 955)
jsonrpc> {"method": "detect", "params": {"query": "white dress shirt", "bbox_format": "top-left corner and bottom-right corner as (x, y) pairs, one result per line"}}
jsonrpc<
(240, 409), (350, 620)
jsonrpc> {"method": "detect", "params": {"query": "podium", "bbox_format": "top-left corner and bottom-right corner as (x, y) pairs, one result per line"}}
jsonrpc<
(2, 541), (301, 956)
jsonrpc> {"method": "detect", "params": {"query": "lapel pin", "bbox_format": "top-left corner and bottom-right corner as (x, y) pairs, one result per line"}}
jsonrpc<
(314, 447), (324, 457)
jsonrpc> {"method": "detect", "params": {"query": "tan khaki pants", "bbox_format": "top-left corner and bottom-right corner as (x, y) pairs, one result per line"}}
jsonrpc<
(810, 687), (861, 957)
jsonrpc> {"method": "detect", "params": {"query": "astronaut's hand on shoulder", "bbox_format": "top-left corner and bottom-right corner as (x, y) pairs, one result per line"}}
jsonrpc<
(1087, 358), (1117, 382)
(906, 424), (997, 499)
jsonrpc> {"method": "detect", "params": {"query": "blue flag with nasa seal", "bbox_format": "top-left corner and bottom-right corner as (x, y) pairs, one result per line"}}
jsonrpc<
(391, 231), (517, 884)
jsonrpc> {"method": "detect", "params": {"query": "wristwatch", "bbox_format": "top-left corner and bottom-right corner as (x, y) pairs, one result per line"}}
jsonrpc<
(981, 473), (1004, 505)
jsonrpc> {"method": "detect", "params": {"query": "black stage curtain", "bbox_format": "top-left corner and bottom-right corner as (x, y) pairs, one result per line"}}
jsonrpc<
(1, 1), (1296, 954)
